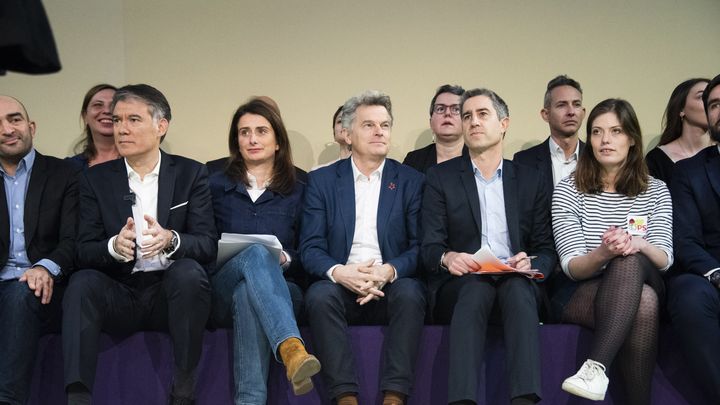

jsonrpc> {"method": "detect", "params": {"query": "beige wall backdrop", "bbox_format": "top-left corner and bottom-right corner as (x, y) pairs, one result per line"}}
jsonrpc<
(3, 0), (719, 171)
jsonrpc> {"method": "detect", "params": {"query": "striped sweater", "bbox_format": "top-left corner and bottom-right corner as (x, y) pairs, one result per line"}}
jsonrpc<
(552, 175), (673, 278)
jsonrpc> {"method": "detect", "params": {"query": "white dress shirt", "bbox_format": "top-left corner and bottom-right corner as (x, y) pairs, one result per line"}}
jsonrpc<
(246, 172), (268, 203)
(346, 157), (385, 266)
(327, 157), (394, 281)
(108, 152), (175, 272)
(549, 137), (580, 187)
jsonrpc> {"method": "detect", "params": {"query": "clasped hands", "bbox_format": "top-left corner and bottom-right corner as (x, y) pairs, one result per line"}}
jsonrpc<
(598, 225), (646, 258)
(113, 215), (173, 260)
(443, 251), (532, 276)
(333, 260), (395, 305)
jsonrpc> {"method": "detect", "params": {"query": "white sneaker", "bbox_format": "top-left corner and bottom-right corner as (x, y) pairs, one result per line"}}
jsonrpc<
(561, 359), (609, 401)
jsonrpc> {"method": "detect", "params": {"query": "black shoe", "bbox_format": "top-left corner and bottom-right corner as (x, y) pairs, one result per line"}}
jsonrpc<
(168, 394), (195, 405)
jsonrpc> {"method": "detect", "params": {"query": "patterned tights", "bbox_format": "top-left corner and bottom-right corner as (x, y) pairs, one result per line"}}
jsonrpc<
(562, 254), (664, 405)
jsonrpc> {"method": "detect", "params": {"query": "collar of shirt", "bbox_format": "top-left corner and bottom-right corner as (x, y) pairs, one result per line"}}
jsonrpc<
(471, 158), (503, 184)
(0, 148), (36, 178)
(245, 172), (269, 203)
(246, 172), (270, 190)
(350, 156), (385, 182)
(124, 151), (161, 182)
(548, 136), (579, 163)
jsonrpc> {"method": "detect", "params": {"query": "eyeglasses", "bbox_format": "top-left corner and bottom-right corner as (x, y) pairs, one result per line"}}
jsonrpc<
(433, 104), (461, 116)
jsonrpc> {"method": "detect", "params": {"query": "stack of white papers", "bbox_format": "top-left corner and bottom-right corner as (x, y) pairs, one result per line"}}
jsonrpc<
(216, 233), (282, 268)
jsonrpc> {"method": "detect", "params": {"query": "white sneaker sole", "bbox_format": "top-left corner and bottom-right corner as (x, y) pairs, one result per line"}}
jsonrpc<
(561, 380), (606, 401)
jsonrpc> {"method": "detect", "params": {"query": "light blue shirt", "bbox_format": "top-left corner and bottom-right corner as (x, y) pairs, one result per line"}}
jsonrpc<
(472, 159), (512, 260)
(0, 149), (60, 281)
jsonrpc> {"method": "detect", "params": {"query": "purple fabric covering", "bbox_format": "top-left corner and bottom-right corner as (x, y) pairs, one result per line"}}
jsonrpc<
(28, 325), (707, 404)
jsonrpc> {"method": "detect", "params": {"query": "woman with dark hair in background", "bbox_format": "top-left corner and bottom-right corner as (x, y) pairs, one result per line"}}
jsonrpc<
(68, 84), (119, 168)
(645, 78), (710, 185)
(551, 99), (673, 404)
(311, 105), (351, 170)
(208, 98), (319, 404)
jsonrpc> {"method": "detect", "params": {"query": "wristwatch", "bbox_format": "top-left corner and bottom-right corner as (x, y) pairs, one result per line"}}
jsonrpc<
(708, 271), (720, 288)
(164, 231), (179, 256)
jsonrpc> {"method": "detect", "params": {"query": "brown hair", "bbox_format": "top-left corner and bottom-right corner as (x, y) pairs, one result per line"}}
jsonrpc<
(658, 78), (709, 145)
(226, 98), (295, 195)
(575, 98), (648, 197)
(74, 84), (117, 159)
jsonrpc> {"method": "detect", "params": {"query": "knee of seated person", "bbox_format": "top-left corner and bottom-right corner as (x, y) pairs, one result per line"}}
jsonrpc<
(305, 281), (343, 312)
(244, 243), (274, 262)
(4, 281), (43, 314)
(505, 277), (538, 306)
(64, 270), (107, 300)
(165, 259), (209, 289)
(608, 254), (643, 271)
(636, 285), (659, 321)
(387, 278), (426, 308)
(455, 276), (489, 301)
(668, 274), (719, 312)
(226, 244), (275, 270)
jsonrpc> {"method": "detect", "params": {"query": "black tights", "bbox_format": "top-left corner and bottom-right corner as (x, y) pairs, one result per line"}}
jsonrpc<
(562, 254), (664, 405)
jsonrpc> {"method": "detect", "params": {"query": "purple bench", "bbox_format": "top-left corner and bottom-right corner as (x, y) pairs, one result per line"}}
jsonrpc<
(29, 325), (707, 404)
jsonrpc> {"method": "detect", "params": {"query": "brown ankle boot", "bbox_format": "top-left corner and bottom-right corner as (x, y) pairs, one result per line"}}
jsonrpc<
(278, 337), (321, 395)
(382, 390), (405, 405)
(336, 393), (358, 405)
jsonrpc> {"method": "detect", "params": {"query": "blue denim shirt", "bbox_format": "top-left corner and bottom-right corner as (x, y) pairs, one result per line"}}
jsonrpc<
(208, 169), (305, 281)
(0, 149), (60, 280)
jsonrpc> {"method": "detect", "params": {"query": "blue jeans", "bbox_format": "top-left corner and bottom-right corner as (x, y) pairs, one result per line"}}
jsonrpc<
(211, 244), (302, 405)
(0, 280), (46, 405)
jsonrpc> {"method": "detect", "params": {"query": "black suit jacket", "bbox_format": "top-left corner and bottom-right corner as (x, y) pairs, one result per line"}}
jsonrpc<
(403, 143), (437, 174)
(420, 154), (556, 313)
(671, 146), (720, 276)
(513, 137), (585, 193)
(0, 152), (78, 278)
(77, 151), (217, 278)
(403, 143), (469, 174)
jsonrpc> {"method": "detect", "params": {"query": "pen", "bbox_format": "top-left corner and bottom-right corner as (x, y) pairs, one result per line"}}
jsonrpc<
(517, 256), (538, 262)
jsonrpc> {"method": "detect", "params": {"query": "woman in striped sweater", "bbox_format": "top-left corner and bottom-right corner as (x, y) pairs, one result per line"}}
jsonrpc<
(551, 99), (673, 404)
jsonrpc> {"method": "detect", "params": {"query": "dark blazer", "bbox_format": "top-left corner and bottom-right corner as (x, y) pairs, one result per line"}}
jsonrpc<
(205, 157), (228, 174)
(300, 158), (424, 280)
(671, 146), (720, 276)
(513, 137), (585, 192)
(403, 143), (469, 174)
(76, 151), (217, 278)
(0, 152), (78, 278)
(207, 164), (307, 285)
(403, 143), (437, 174)
(421, 154), (556, 313)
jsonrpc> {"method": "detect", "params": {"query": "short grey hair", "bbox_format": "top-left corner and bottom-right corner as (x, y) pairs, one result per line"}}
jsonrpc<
(460, 88), (509, 120)
(340, 90), (393, 129)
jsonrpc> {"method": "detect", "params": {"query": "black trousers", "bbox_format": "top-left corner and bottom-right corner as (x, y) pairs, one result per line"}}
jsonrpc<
(305, 278), (426, 399)
(667, 272), (720, 400)
(61, 259), (211, 391)
(435, 274), (541, 403)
